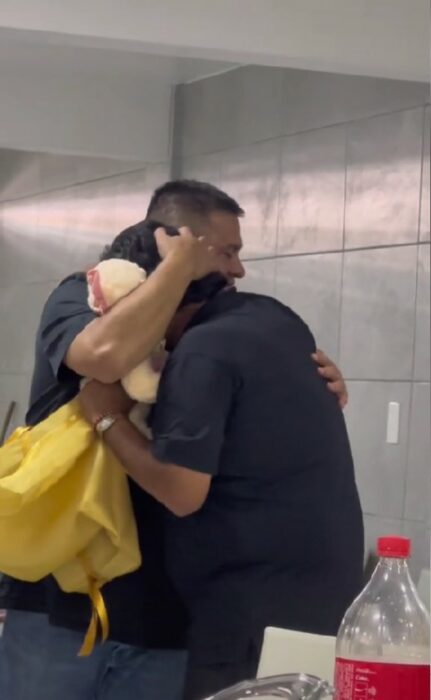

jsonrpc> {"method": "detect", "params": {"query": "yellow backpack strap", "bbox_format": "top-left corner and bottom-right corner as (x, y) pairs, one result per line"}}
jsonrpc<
(77, 554), (109, 657)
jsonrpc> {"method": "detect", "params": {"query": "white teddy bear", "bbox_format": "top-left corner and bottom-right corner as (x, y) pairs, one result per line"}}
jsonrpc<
(86, 258), (166, 437)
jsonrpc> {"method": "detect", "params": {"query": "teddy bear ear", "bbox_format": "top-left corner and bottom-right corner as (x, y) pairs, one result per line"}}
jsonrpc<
(87, 268), (108, 314)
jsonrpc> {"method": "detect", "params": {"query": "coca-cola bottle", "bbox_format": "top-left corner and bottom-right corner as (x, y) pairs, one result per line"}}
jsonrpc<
(335, 536), (430, 699)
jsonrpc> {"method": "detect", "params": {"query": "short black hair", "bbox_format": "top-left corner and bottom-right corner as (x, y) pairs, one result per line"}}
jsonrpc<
(100, 219), (227, 307)
(146, 179), (244, 223)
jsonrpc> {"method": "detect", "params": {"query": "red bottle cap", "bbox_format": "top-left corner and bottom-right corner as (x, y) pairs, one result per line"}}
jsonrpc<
(378, 536), (411, 559)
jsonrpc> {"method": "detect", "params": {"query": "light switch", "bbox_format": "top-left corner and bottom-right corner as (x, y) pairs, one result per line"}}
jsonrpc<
(386, 402), (400, 444)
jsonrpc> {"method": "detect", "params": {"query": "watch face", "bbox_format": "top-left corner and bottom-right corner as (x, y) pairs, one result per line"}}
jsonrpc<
(97, 416), (114, 433)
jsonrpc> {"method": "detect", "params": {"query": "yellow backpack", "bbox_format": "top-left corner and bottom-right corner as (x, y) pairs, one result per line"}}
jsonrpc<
(0, 399), (141, 654)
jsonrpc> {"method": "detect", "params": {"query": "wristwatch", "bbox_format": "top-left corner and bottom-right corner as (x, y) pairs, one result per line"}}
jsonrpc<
(94, 414), (120, 436)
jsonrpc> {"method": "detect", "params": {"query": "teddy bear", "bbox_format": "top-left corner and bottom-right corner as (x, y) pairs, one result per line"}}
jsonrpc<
(86, 258), (166, 437)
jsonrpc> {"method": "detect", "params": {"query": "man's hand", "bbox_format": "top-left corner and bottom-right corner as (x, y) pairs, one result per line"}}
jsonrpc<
(155, 226), (222, 280)
(312, 350), (348, 409)
(78, 380), (134, 426)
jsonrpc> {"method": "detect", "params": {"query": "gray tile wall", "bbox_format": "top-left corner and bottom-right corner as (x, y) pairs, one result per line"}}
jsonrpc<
(174, 66), (430, 579)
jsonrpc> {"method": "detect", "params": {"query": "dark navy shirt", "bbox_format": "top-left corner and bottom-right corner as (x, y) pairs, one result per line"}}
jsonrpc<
(151, 291), (364, 664)
(0, 273), (188, 649)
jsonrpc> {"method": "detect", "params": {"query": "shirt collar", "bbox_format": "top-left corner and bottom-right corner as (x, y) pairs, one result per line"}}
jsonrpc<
(186, 287), (239, 331)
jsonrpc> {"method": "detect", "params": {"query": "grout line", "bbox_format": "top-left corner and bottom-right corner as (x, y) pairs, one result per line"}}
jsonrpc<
(272, 128), (284, 296)
(400, 240), (422, 521)
(166, 85), (176, 178)
(0, 162), (165, 206)
(242, 240), (430, 263)
(175, 103), (429, 160)
(170, 83), (184, 178)
(0, 279), (60, 292)
(362, 512), (403, 521)
(417, 106), (427, 240)
(362, 513), (430, 528)
(401, 518), (431, 527)
(0, 372), (29, 377)
(344, 378), (430, 384)
(336, 123), (349, 364)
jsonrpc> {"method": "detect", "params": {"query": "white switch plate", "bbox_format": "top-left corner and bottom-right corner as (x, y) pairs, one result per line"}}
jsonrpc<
(386, 402), (400, 444)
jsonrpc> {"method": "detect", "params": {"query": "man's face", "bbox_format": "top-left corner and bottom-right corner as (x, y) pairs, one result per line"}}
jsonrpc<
(202, 211), (245, 287)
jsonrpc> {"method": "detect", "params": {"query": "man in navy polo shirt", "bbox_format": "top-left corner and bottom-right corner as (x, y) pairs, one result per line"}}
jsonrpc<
(78, 222), (364, 700)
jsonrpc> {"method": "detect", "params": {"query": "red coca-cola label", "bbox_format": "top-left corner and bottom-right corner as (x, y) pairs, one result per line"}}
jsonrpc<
(335, 657), (430, 700)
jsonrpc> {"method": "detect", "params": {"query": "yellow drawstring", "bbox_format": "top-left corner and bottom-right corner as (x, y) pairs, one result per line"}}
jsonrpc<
(77, 555), (109, 657)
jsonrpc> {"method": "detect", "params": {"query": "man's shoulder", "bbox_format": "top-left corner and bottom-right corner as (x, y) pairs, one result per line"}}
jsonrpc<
(40, 273), (88, 320)
(236, 292), (314, 338)
(173, 293), (278, 358)
(238, 291), (306, 319)
(192, 291), (307, 335)
(46, 272), (87, 302)
(177, 290), (314, 364)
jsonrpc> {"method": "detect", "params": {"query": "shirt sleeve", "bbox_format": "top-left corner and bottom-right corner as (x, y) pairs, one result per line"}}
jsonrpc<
(151, 352), (237, 476)
(38, 275), (97, 379)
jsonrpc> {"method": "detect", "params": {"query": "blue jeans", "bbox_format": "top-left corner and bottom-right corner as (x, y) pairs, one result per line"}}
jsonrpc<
(0, 610), (187, 700)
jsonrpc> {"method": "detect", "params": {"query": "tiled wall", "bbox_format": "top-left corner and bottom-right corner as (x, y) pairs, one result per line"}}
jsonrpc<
(174, 66), (430, 580)
(0, 153), (169, 434)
